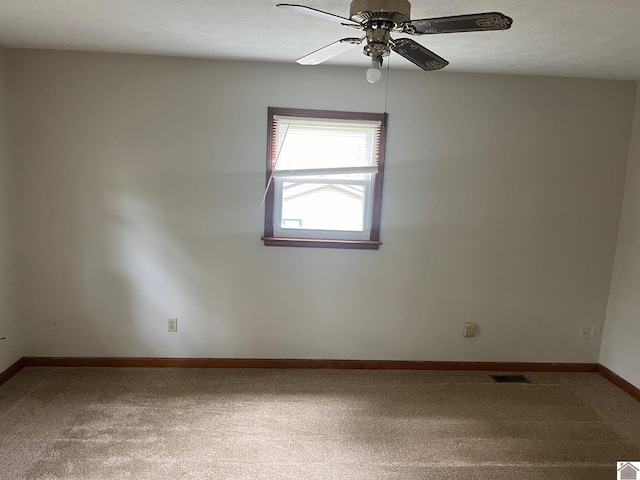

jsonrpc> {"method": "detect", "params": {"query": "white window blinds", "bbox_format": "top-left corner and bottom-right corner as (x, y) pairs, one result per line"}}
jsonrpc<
(270, 116), (383, 177)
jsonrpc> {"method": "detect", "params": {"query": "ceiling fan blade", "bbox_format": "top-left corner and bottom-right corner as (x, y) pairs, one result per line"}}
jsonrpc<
(297, 38), (362, 65)
(277, 4), (359, 26)
(391, 38), (449, 71)
(405, 12), (513, 35)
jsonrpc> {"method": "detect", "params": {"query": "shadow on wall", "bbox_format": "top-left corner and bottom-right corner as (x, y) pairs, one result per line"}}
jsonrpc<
(83, 162), (270, 357)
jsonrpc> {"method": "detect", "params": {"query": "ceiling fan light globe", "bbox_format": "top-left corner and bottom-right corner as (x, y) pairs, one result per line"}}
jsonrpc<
(366, 67), (382, 83)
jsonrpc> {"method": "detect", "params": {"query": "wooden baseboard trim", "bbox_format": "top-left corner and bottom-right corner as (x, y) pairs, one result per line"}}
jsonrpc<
(15, 357), (640, 402)
(598, 364), (640, 402)
(22, 357), (599, 372)
(0, 357), (26, 387)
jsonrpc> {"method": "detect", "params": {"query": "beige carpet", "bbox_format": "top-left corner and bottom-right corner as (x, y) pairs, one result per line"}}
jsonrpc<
(1, 368), (639, 479)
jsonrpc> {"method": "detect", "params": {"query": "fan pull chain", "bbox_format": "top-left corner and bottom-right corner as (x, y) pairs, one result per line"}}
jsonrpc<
(383, 54), (390, 114)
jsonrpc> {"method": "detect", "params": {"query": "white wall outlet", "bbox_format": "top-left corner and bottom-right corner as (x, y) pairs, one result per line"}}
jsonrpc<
(50, 317), (60, 331)
(168, 318), (177, 333)
(463, 322), (476, 337)
(579, 325), (590, 340)
(590, 325), (602, 339)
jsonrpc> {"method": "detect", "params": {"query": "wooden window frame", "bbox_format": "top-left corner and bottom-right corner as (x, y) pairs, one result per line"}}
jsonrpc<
(262, 107), (388, 250)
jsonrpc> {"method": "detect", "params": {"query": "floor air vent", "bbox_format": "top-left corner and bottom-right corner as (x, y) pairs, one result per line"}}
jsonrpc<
(490, 374), (530, 383)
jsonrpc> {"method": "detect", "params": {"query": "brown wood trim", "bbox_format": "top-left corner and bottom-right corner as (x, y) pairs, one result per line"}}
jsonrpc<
(23, 357), (598, 372)
(263, 107), (277, 238)
(18, 357), (640, 402)
(598, 364), (640, 402)
(261, 237), (381, 250)
(0, 357), (26, 387)
(266, 107), (386, 122)
(369, 112), (387, 242)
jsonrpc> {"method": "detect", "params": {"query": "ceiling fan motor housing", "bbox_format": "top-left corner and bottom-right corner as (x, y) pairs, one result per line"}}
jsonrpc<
(364, 28), (391, 58)
(349, 0), (411, 25)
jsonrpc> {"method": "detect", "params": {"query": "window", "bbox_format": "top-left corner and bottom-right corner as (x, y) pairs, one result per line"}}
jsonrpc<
(262, 107), (387, 250)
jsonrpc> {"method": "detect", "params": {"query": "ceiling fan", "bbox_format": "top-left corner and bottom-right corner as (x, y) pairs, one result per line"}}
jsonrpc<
(277, 0), (513, 82)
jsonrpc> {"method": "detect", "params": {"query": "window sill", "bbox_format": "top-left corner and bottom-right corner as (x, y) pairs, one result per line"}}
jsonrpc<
(261, 237), (382, 250)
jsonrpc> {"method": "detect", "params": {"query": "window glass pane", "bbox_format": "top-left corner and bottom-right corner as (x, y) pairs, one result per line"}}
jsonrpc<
(281, 181), (365, 232)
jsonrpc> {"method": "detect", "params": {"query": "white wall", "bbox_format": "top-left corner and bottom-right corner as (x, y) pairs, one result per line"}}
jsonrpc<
(0, 46), (23, 372)
(9, 50), (636, 362)
(601, 84), (640, 388)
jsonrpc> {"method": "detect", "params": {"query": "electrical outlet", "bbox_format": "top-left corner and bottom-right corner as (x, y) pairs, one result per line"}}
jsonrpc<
(50, 317), (61, 331)
(579, 325), (590, 340)
(591, 325), (602, 339)
(168, 318), (177, 333)
(463, 322), (476, 337)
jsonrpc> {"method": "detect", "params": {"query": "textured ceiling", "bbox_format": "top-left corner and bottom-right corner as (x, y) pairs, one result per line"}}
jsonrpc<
(1, 1), (640, 80)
